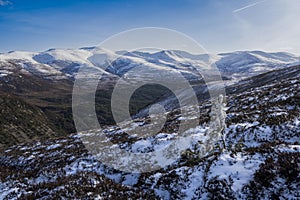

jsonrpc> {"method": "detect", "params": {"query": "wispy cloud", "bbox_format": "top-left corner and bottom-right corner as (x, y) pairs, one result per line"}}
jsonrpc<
(0, 0), (12, 6)
(233, 0), (266, 13)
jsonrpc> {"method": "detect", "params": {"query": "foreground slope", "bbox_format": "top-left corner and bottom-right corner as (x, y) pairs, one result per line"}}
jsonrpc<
(0, 65), (299, 199)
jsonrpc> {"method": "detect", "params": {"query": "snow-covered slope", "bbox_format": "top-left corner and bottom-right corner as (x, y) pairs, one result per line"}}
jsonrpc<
(217, 51), (299, 77)
(0, 65), (299, 199)
(0, 48), (299, 81)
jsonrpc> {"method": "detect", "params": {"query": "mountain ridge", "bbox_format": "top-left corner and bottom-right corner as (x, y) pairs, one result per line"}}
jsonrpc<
(1, 48), (299, 81)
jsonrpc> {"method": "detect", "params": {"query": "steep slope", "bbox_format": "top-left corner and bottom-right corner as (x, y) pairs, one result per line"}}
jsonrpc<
(0, 61), (75, 148)
(0, 93), (59, 149)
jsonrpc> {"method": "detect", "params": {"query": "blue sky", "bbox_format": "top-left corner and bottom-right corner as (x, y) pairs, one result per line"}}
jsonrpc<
(0, 0), (299, 54)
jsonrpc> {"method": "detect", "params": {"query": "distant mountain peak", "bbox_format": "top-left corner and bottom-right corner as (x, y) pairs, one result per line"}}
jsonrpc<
(0, 48), (299, 81)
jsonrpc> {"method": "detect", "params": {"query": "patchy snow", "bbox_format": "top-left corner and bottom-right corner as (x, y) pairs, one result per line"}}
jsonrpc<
(131, 139), (152, 152)
(46, 144), (61, 150)
(277, 144), (300, 153)
(209, 152), (264, 192)
(0, 70), (12, 77)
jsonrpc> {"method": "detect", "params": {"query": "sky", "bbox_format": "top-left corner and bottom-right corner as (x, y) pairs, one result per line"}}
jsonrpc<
(0, 0), (300, 54)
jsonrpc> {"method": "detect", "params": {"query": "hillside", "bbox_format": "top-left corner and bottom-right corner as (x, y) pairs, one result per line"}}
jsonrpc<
(0, 49), (299, 149)
(0, 64), (299, 199)
(0, 93), (59, 149)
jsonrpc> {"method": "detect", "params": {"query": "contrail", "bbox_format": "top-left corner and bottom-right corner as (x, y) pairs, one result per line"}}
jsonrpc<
(233, 0), (266, 13)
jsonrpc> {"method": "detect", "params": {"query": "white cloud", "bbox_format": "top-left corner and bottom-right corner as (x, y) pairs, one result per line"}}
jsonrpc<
(0, 0), (11, 6)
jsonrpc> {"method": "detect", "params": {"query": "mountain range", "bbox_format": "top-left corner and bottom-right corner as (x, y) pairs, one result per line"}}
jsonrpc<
(1, 48), (299, 80)
(0, 48), (299, 199)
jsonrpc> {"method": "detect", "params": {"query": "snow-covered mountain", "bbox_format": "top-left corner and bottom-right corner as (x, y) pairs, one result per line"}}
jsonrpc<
(0, 47), (299, 199)
(216, 51), (300, 78)
(0, 48), (299, 81)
